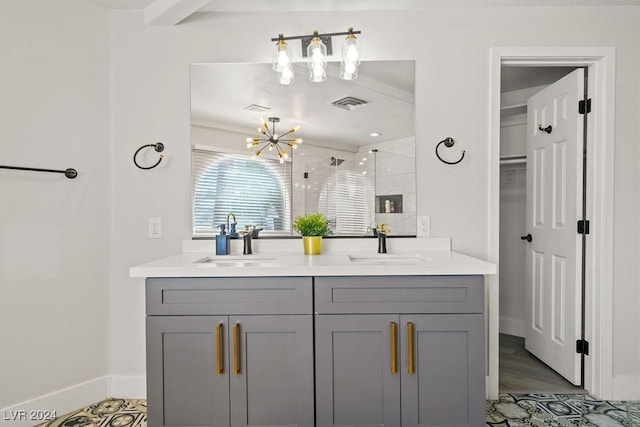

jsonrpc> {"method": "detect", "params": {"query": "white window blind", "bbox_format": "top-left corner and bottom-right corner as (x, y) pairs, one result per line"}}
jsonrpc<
(318, 169), (374, 235)
(192, 148), (292, 237)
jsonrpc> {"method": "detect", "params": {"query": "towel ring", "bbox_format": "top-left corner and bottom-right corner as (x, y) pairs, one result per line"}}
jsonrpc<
(435, 137), (465, 165)
(134, 142), (165, 170)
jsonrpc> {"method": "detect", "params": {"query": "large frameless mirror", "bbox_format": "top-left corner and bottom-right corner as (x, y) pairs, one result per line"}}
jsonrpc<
(191, 60), (415, 237)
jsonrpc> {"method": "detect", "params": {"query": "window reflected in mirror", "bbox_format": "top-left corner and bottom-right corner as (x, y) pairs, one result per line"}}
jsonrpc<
(192, 147), (291, 237)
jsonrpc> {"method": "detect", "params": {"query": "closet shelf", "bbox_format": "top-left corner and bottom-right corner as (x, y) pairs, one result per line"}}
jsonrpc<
(500, 155), (527, 165)
(500, 103), (527, 118)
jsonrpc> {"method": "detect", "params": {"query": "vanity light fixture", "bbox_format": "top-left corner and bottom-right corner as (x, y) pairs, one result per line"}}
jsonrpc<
(246, 117), (302, 163)
(273, 34), (294, 85)
(307, 31), (328, 83)
(270, 28), (361, 84)
(340, 28), (361, 81)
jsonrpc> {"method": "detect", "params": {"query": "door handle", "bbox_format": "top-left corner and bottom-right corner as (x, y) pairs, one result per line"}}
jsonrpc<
(233, 322), (240, 375)
(390, 322), (397, 374)
(407, 322), (414, 374)
(216, 322), (224, 375)
(521, 234), (532, 242)
(538, 125), (552, 134)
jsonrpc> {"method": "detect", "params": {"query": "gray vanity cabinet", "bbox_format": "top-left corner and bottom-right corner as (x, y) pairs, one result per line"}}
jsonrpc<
(147, 316), (230, 427)
(314, 276), (485, 427)
(400, 314), (484, 427)
(315, 315), (401, 426)
(146, 277), (314, 427)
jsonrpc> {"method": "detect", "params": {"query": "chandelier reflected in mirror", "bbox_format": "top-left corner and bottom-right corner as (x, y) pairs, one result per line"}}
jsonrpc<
(246, 117), (302, 163)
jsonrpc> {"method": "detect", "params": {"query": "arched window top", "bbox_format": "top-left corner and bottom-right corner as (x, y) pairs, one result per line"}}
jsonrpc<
(192, 149), (291, 237)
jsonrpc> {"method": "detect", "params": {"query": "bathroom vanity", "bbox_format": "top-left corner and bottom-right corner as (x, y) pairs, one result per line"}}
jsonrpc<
(131, 241), (495, 427)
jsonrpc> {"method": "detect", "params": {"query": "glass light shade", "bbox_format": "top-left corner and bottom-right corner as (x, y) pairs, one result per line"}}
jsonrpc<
(307, 36), (327, 82)
(339, 61), (358, 81)
(273, 39), (291, 72)
(278, 64), (294, 85)
(309, 65), (327, 82)
(340, 34), (360, 80)
(341, 35), (360, 66)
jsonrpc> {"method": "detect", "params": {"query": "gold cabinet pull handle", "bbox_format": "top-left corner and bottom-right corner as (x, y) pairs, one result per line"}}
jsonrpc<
(216, 322), (223, 375)
(390, 321), (397, 374)
(407, 322), (414, 374)
(233, 322), (240, 375)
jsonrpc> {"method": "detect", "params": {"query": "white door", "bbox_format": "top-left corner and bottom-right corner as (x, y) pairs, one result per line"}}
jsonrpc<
(524, 68), (584, 385)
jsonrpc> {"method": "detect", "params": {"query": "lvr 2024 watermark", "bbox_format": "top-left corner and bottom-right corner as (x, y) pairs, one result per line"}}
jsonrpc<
(3, 409), (57, 422)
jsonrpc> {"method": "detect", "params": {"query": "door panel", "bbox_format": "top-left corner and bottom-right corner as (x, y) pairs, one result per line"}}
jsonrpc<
(401, 314), (485, 427)
(229, 315), (314, 427)
(147, 316), (230, 427)
(315, 315), (401, 427)
(525, 68), (584, 385)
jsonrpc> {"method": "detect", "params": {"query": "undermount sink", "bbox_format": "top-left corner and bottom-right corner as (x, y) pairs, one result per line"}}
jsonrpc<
(348, 254), (430, 265)
(194, 256), (278, 268)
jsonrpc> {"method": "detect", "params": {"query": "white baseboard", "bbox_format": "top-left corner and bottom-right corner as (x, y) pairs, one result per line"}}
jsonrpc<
(0, 377), (108, 427)
(612, 375), (640, 400)
(108, 375), (146, 399)
(499, 316), (525, 337)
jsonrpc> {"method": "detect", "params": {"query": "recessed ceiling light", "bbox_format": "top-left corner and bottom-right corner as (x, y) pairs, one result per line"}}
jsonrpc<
(370, 132), (381, 137)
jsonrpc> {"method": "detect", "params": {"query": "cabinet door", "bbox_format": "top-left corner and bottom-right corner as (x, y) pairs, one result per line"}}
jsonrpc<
(315, 315), (401, 427)
(229, 315), (314, 427)
(147, 316), (230, 427)
(400, 314), (485, 427)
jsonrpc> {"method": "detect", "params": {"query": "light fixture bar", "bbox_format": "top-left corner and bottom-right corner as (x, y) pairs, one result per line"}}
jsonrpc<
(270, 29), (361, 42)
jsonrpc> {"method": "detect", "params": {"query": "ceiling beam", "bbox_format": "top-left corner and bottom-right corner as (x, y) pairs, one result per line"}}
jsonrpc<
(144, 0), (211, 26)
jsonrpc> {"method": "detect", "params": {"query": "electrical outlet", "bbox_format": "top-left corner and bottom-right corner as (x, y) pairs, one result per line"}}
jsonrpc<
(148, 217), (162, 239)
(417, 216), (431, 237)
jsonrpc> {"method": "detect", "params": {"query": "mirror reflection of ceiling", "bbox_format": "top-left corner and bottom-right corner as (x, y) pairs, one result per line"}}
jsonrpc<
(191, 61), (415, 152)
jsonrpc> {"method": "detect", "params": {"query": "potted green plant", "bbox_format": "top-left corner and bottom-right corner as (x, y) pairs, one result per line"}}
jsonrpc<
(293, 212), (332, 255)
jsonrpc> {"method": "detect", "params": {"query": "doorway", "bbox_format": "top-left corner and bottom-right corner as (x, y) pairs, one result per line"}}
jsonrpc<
(488, 47), (616, 400)
(498, 65), (584, 393)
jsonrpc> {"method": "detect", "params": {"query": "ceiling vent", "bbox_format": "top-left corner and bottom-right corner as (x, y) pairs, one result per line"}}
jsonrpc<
(331, 96), (369, 111)
(243, 104), (270, 113)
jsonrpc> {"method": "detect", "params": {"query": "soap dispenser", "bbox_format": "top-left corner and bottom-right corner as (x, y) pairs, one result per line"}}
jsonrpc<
(216, 224), (230, 255)
(229, 222), (239, 239)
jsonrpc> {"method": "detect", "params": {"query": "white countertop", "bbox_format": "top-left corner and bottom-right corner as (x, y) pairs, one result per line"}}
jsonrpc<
(130, 238), (496, 278)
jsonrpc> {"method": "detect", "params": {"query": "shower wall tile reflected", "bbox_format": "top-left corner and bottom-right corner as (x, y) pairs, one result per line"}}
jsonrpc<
(370, 137), (416, 235)
(293, 136), (416, 236)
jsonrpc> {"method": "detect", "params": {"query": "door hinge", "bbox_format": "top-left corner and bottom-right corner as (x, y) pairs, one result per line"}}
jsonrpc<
(579, 99), (592, 115)
(576, 339), (589, 355)
(577, 220), (590, 235)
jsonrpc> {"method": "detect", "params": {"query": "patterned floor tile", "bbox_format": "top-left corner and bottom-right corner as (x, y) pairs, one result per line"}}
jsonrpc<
(35, 399), (146, 427)
(627, 401), (640, 426)
(582, 397), (630, 426)
(33, 394), (640, 427)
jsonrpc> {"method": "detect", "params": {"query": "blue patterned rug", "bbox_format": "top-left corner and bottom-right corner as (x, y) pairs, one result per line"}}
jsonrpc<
(36, 394), (640, 426)
(487, 393), (640, 426)
(35, 399), (146, 427)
